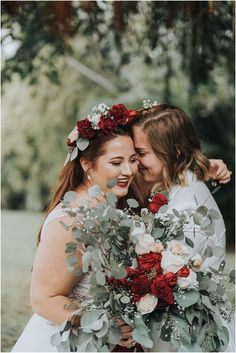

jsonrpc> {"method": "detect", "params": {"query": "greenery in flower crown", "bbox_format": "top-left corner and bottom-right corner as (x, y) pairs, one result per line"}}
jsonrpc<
(50, 182), (234, 352)
(64, 103), (137, 166)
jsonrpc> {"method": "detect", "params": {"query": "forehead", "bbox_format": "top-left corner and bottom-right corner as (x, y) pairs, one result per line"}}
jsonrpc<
(102, 135), (135, 157)
(132, 125), (151, 149)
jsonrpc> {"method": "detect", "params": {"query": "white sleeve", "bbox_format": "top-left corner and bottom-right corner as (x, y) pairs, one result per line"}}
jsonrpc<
(167, 183), (226, 271)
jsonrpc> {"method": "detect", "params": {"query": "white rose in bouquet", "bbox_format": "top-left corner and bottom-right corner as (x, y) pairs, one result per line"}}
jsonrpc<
(177, 269), (199, 289)
(150, 240), (164, 253)
(161, 250), (185, 273)
(136, 294), (158, 314)
(130, 222), (146, 241)
(167, 240), (189, 256)
(135, 233), (155, 255)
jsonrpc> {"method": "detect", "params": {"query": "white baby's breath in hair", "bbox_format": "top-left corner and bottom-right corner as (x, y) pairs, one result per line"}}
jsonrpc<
(142, 99), (158, 109)
(87, 103), (110, 129)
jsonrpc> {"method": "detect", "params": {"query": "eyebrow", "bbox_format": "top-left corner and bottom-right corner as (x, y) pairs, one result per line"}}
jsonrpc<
(110, 153), (137, 160)
(135, 147), (147, 152)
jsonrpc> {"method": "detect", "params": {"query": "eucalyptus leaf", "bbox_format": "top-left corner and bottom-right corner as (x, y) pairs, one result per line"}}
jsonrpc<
(173, 209), (180, 218)
(106, 191), (117, 206)
(70, 146), (79, 160)
(107, 326), (121, 344)
(96, 270), (106, 286)
(209, 208), (221, 220)
(76, 138), (89, 151)
(120, 295), (130, 304)
(88, 185), (102, 198)
(193, 213), (203, 225)
(152, 227), (164, 238)
(196, 205), (208, 217)
(158, 204), (168, 213)
(185, 237), (194, 248)
(211, 185), (221, 195)
(127, 198), (139, 208)
(204, 245), (213, 257)
(132, 329), (153, 348)
(229, 269), (235, 283)
(107, 177), (118, 188)
(174, 290), (200, 308)
(66, 254), (78, 266)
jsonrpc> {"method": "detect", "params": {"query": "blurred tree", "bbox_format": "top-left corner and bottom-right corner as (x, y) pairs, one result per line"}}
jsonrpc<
(1, 1), (234, 242)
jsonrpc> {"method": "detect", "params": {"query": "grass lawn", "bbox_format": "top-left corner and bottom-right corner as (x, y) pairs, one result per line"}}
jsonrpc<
(1, 210), (43, 352)
(1, 210), (235, 352)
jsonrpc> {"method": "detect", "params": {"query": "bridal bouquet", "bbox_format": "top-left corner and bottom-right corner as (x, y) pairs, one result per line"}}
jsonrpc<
(51, 183), (234, 352)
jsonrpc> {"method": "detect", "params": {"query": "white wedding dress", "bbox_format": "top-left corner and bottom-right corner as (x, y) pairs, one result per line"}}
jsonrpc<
(11, 208), (93, 352)
(148, 170), (235, 352)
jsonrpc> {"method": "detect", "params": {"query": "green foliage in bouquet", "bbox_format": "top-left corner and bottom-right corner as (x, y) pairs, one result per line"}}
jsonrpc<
(50, 183), (234, 352)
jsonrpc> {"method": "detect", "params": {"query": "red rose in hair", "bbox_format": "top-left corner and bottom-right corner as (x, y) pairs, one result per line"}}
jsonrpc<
(149, 193), (168, 213)
(138, 253), (162, 274)
(77, 119), (94, 139)
(150, 275), (174, 305)
(98, 115), (117, 133)
(110, 104), (127, 125)
(126, 109), (137, 123)
(127, 274), (151, 302)
(177, 266), (190, 278)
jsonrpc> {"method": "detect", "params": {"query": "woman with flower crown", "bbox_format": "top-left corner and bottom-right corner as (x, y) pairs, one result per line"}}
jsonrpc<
(131, 103), (234, 352)
(11, 103), (140, 352)
(11, 101), (231, 352)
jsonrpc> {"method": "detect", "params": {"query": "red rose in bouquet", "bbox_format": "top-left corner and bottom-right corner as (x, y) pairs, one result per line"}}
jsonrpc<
(150, 274), (175, 305)
(77, 119), (94, 138)
(138, 253), (162, 274)
(127, 273), (151, 302)
(177, 266), (190, 278)
(149, 193), (168, 213)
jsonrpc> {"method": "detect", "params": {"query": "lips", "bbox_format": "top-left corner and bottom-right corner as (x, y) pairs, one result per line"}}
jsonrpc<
(117, 178), (129, 188)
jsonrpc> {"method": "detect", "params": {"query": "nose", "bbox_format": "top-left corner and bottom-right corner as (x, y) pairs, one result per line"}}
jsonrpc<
(121, 163), (133, 176)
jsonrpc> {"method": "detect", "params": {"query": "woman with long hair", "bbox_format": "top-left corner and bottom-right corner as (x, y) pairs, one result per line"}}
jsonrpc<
(131, 103), (234, 352)
(12, 103), (139, 352)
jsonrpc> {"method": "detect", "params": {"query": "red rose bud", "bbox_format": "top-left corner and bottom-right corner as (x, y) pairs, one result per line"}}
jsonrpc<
(177, 266), (190, 278)
(149, 193), (168, 213)
(67, 139), (76, 147)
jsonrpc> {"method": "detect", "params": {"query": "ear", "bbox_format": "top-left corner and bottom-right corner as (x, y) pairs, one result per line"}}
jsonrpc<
(80, 157), (92, 173)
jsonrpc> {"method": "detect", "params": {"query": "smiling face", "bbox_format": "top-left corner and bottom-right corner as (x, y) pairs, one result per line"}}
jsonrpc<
(132, 125), (164, 186)
(89, 135), (138, 198)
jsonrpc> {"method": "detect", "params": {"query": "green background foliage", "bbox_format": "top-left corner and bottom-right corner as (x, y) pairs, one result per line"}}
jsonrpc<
(1, 0), (234, 242)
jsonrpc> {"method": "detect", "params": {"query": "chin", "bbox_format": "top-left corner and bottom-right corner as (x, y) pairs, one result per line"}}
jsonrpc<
(113, 186), (129, 198)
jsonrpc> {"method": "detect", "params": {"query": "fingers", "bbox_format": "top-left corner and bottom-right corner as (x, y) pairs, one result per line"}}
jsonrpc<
(208, 159), (232, 184)
(119, 337), (136, 348)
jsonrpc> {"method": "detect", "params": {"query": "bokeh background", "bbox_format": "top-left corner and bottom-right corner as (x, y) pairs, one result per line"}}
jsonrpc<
(1, 1), (235, 351)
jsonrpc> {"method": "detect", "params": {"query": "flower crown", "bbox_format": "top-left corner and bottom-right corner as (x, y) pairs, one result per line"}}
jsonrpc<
(64, 103), (137, 165)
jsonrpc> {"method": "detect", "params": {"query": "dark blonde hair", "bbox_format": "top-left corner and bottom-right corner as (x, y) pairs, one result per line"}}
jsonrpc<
(37, 127), (132, 245)
(133, 104), (210, 193)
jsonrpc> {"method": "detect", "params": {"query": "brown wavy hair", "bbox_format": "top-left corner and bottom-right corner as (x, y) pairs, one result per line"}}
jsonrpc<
(132, 104), (210, 196)
(37, 127), (132, 245)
